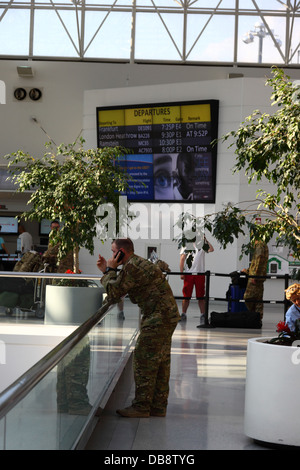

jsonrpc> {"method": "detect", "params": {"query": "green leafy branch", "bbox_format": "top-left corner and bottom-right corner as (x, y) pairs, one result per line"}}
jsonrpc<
(5, 138), (131, 272)
(174, 67), (300, 260)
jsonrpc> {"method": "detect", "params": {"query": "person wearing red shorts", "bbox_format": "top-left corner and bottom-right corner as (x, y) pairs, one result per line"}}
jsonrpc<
(180, 237), (214, 323)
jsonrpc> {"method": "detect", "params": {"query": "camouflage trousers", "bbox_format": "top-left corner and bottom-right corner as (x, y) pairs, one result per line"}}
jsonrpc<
(132, 321), (177, 413)
(244, 282), (264, 319)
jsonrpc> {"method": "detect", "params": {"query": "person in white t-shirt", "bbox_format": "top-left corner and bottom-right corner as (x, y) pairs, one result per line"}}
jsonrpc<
(179, 237), (214, 322)
(18, 224), (33, 254)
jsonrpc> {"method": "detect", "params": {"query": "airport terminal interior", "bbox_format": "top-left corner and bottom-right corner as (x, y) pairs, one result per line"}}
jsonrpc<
(85, 300), (284, 451)
(0, 295), (286, 451)
(0, 1), (300, 451)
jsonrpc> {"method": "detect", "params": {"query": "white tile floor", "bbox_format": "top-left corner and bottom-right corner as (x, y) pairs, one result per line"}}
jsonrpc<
(86, 300), (284, 451)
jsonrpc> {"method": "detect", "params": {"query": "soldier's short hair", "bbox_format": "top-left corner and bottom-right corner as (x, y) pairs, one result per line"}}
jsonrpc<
(114, 238), (134, 253)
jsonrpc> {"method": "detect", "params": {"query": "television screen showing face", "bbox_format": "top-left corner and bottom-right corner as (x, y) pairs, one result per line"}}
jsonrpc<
(96, 100), (219, 203)
(0, 216), (18, 234)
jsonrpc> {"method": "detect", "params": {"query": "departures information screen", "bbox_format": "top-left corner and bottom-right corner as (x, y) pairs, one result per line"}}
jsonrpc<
(96, 100), (219, 203)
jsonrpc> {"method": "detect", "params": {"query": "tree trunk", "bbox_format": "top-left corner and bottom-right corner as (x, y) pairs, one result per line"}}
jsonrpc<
(73, 244), (80, 273)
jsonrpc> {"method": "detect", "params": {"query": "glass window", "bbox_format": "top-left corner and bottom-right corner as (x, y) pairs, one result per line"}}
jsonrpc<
(0, 9), (30, 55)
(84, 11), (131, 59)
(85, 0), (122, 5)
(140, 0), (182, 7)
(135, 12), (183, 60)
(34, 0), (53, 4)
(237, 15), (285, 64)
(253, 0), (287, 10)
(288, 17), (300, 64)
(186, 13), (235, 62)
(0, 1), (297, 64)
(136, 0), (156, 6)
(238, 0), (260, 9)
(33, 10), (81, 57)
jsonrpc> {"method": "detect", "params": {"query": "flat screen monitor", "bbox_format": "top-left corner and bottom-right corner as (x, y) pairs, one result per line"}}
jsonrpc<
(39, 219), (64, 235)
(39, 219), (52, 236)
(0, 216), (18, 234)
(96, 99), (219, 203)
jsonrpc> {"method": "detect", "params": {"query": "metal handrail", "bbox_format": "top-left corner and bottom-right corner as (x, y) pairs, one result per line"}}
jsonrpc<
(0, 300), (115, 421)
(0, 270), (103, 280)
(0, 268), (291, 417)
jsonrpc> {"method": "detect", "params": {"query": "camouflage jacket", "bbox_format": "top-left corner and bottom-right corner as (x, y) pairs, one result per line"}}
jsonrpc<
(42, 243), (73, 273)
(101, 254), (180, 325)
(13, 251), (43, 273)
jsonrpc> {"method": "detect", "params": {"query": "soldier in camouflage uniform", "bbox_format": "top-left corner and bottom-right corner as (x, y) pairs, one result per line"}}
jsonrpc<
(42, 242), (73, 273)
(242, 240), (269, 320)
(97, 238), (180, 418)
(42, 220), (73, 274)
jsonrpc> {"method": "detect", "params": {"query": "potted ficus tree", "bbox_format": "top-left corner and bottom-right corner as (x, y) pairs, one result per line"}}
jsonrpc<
(175, 67), (299, 258)
(174, 67), (300, 447)
(5, 138), (131, 324)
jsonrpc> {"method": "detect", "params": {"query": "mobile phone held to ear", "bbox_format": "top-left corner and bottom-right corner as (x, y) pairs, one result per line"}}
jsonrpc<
(115, 250), (125, 262)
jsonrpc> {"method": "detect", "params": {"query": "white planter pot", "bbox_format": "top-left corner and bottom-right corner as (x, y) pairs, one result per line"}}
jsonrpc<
(244, 337), (300, 447)
(44, 285), (104, 325)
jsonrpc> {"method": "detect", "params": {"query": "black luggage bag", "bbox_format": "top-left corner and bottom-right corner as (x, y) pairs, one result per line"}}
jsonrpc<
(210, 310), (261, 329)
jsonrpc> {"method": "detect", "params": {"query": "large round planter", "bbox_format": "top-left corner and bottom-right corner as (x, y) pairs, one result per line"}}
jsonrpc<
(244, 337), (300, 447)
(44, 285), (104, 325)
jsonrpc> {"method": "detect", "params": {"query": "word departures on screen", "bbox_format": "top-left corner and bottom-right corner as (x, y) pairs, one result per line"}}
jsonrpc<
(97, 100), (219, 203)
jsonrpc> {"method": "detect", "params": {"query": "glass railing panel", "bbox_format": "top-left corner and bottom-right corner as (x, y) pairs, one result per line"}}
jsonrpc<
(0, 298), (139, 450)
(0, 274), (46, 322)
(0, 414), (4, 450)
(2, 366), (59, 450)
(0, 271), (106, 324)
(88, 304), (139, 406)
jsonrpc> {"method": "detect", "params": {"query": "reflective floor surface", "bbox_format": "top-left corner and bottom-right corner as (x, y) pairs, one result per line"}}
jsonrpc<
(86, 301), (284, 451)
